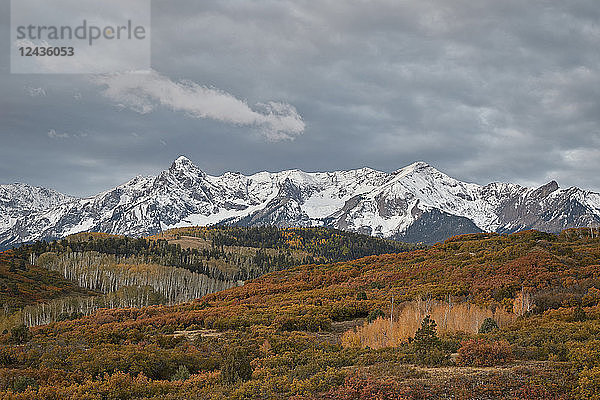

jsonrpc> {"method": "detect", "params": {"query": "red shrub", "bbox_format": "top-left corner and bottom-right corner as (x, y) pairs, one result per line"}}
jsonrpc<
(457, 339), (513, 367)
(319, 375), (411, 400)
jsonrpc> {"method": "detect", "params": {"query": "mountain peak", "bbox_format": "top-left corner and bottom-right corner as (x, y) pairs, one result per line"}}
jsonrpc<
(408, 161), (431, 170)
(165, 156), (205, 181)
(393, 161), (434, 176)
(172, 155), (193, 166)
(544, 180), (559, 190)
(169, 155), (199, 171)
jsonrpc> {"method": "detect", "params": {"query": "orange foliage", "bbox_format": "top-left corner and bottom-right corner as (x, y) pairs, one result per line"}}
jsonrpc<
(342, 300), (515, 349)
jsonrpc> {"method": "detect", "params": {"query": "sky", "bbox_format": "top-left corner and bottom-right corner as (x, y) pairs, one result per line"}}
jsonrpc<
(1, 0), (599, 197)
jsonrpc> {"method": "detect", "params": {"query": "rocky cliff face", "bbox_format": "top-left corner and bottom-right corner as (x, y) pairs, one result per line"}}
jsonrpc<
(1, 156), (599, 248)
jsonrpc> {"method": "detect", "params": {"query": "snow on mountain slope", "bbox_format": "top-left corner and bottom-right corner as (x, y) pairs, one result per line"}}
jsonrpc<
(1, 156), (599, 247)
(0, 183), (73, 232)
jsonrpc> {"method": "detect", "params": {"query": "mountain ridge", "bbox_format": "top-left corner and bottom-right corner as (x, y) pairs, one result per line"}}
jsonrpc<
(1, 156), (599, 248)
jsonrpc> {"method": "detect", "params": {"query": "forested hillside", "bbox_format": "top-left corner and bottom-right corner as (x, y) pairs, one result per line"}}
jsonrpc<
(155, 226), (420, 277)
(1, 228), (600, 398)
(0, 251), (99, 331)
(1, 227), (419, 330)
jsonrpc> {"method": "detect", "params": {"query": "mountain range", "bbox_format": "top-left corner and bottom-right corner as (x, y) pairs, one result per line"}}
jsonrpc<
(1, 156), (600, 248)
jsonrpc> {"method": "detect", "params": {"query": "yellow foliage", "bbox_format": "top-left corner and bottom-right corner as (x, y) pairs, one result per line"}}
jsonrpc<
(342, 299), (515, 349)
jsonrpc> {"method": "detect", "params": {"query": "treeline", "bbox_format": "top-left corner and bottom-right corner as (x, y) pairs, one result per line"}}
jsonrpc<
(21, 236), (188, 260)
(18, 227), (420, 282)
(166, 225), (421, 261)
(19, 236), (305, 281)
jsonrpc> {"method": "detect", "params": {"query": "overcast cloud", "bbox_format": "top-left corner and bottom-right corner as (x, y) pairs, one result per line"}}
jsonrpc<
(1, 0), (599, 196)
(92, 70), (305, 141)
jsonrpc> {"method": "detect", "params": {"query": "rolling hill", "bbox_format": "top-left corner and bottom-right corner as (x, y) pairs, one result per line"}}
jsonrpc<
(0, 226), (419, 329)
(0, 228), (599, 398)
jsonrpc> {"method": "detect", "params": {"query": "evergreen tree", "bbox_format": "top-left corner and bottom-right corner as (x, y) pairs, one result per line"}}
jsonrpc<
(479, 317), (499, 334)
(413, 315), (441, 356)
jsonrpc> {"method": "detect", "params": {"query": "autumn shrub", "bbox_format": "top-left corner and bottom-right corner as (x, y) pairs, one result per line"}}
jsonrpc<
(572, 304), (587, 322)
(69, 343), (212, 380)
(439, 332), (468, 354)
(317, 374), (409, 400)
(156, 334), (185, 349)
(232, 375), (292, 399)
(0, 346), (16, 367)
(354, 347), (412, 366)
(568, 340), (600, 371)
(276, 314), (332, 332)
(8, 325), (30, 345)
(369, 281), (384, 290)
(221, 346), (253, 384)
(542, 341), (569, 362)
(457, 339), (513, 366)
(329, 301), (370, 321)
(582, 287), (600, 307)
(576, 367), (600, 400)
(533, 291), (569, 313)
(366, 362), (426, 380)
(294, 367), (347, 396)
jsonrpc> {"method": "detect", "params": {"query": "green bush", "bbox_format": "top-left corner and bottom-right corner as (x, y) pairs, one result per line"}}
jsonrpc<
(573, 305), (587, 322)
(413, 315), (441, 355)
(9, 324), (30, 345)
(221, 347), (253, 384)
(0, 347), (16, 367)
(171, 365), (190, 381)
(367, 309), (385, 323)
(10, 376), (38, 393)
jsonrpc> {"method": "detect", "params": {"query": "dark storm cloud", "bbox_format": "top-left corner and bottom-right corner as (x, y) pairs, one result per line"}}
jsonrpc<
(1, 0), (599, 196)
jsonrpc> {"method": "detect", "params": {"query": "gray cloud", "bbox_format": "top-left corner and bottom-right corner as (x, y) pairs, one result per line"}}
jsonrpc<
(0, 0), (599, 196)
(92, 70), (305, 141)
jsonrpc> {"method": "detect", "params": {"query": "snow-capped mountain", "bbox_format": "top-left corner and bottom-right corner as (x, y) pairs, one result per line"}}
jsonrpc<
(0, 183), (73, 236)
(1, 156), (600, 248)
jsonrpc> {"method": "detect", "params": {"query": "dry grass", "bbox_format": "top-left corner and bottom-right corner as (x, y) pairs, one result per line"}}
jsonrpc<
(170, 329), (224, 339)
(168, 236), (213, 250)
